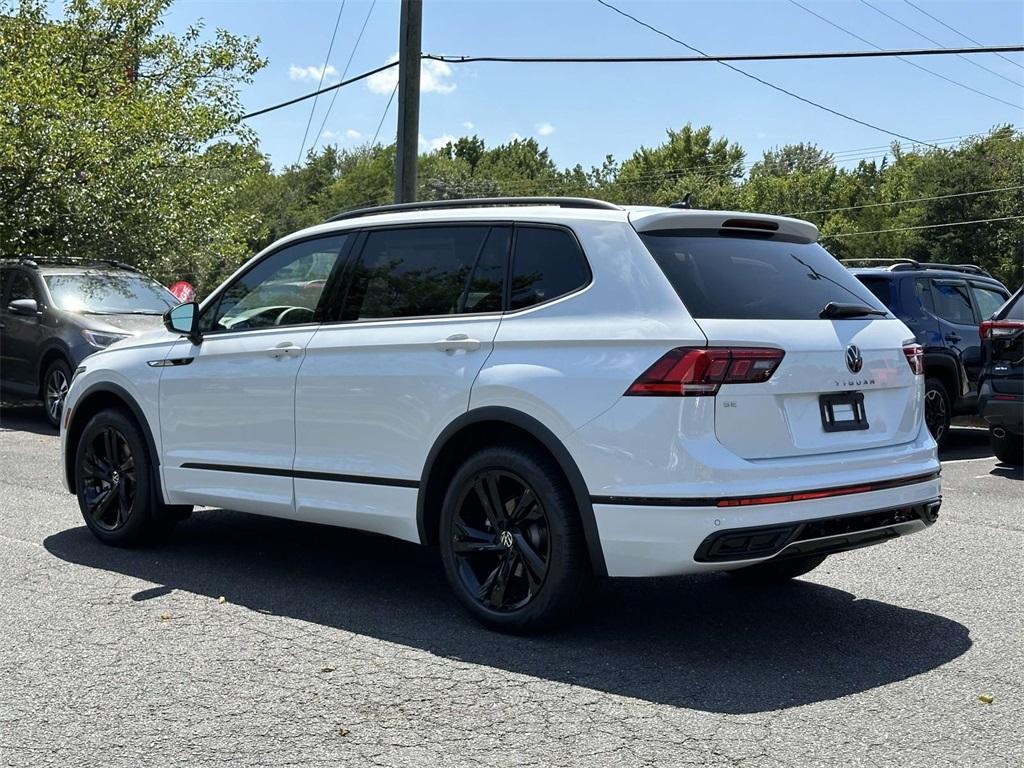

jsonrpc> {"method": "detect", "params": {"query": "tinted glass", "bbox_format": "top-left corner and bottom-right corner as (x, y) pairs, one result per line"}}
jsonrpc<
(461, 227), (509, 314)
(641, 233), (886, 320)
(1006, 293), (1024, 321)
(970, 284), (1007, 320)
(914, 278), (934, 312)
(931, 280), (975, 325)
(44, 273), (176, 314)
(510, 227), (589, 310)
(342, 226), (492, 320)
(203, 235), (346, 332)
(856, 276), (893, 309)
(7, 272), (37, 303)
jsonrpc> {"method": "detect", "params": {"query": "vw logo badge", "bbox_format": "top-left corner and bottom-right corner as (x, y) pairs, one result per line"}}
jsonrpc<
(499, 530), (514, 549)
(846, 344), (863, 374)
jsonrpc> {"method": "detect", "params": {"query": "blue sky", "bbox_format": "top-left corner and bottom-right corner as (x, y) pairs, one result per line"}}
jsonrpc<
(161, 0), (1024, 172)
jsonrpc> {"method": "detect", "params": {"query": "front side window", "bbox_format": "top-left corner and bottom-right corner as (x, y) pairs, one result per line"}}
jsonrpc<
(510, 226), (590, 311)
(931, 280), (976, 325)
(44, 273), (177, 314)
(970, 283), (1007, 320)
(7, 272), (38, 304)
(341, 226), (506, 321)
(202, 235), (347, 332)
(641, 232), (885, 320)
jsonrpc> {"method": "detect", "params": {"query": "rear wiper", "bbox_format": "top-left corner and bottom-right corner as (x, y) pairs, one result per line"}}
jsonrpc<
(819, 302), (887, 319)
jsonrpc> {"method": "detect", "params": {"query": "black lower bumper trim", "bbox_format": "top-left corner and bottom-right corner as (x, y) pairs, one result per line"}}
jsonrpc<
(694, 499), (941, 563)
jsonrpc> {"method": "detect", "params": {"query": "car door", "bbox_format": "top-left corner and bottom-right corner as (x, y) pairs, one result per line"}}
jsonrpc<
(0, 269), (46, 390)
(159, 234), (349, 517)
(292, 224), (509, 541)
(967, 281), (1011, 386)
(929, 278), (980, 396)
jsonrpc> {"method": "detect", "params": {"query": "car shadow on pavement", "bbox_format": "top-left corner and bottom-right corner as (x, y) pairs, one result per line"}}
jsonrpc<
(44, 511), (971, 715)
(939, 427), (994, 462)
(0, 403), (56, 437)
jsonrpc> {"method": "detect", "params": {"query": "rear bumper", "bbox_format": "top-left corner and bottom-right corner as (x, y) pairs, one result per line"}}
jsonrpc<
(978, 388), (1023, 433)
(593, 475), (941, 577)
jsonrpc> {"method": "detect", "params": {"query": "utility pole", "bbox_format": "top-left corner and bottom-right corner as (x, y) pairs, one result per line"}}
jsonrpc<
(394, 0), (422, 204)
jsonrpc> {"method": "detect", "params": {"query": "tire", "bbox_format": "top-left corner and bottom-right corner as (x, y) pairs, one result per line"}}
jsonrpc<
(42, 358), (72, 429)
(439, 446), (590, 633)
(74, 407), (180, 546)
(924, 378), (951, 447)
(728, 554), (828, 583)
(990, 428), (1023, 466)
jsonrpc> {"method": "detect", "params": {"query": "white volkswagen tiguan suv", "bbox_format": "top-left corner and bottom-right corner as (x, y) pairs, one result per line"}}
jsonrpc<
(60, 197), (941, 632)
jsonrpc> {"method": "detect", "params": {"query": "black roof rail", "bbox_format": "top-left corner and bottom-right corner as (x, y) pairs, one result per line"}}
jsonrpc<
(841, 258), (920, 269)
(324, 196), (622, 223)
(0, 256), (141, 272)
(917, 262), (991, 277)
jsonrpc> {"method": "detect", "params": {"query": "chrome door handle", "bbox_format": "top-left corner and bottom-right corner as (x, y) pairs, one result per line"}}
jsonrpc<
(436, 333), (481, 352)
(267, 342), (303, 359)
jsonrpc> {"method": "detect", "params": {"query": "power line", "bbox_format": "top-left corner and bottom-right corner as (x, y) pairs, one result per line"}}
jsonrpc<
(313, 0), (377, 153)
(827, 215), (1024, 238)
(788, 0), (1021, 111)
(858, 0), (1020, 89)
(424, 46), (1024, 65)
(239, 44), (1024, 123)
(371, 82), (398, 147)
(594, 0), (940, 150)
(902, 0), (1024, 72)
(296, 0), (347, 164)
(788, 185), (1024, 216)
(240, 60), (399, 120)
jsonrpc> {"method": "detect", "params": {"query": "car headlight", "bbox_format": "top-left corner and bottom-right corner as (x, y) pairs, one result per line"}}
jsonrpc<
(81, 329), (130, 349)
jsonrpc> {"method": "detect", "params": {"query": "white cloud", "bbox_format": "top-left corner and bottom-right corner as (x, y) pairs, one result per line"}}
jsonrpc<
(461, 121), (474, 130)
(321, 130), (339, 141)
(419, 133), (457, 151)
(536, 122), (555, 136)
(345, 129), (362, 140)
(367, 54), (456, 95)
(290, 64), (339, 82)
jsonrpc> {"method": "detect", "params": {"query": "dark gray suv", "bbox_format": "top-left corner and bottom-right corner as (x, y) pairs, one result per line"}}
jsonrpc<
(0, 258), (179, 427)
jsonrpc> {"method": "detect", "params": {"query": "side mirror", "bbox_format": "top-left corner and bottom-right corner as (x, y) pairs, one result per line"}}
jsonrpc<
(163, 301), (201, 344)
(7, 298), (39, 316)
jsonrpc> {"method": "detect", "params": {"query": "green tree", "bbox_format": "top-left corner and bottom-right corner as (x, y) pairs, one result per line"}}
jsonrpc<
(0, 0), (265, 293)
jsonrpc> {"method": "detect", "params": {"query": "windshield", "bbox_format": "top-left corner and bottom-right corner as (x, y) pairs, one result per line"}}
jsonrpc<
(44, 273), (179, 314)
(641, 232), (889, 320)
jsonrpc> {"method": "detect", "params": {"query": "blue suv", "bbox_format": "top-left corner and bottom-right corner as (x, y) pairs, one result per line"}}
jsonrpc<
(847, 260), (1010, 446)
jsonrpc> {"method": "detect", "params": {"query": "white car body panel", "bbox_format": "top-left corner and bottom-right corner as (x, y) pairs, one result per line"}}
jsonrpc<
(59, 202), (941, 580)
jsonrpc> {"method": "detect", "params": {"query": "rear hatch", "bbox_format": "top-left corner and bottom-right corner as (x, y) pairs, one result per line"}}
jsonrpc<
(635, 214), (922, 459)
(981, 289), (1024, 396)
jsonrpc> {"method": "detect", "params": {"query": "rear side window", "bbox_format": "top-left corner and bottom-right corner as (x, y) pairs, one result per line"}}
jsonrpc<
(914, 278), (935, 312)
(640, 232), (886, 320)
(970, 283), (1007, 320)
(510, 226), (590, 311)
(856, 277), (893, 309)
(931, 280), (976, 325)
(341, 226), (505, 321)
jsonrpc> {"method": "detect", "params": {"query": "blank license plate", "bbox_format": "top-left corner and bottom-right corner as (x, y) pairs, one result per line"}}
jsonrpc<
(819, 392), (869, 432)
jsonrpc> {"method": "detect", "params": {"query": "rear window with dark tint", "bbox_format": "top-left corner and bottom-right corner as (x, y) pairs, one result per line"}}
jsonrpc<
(510, 227), (590, 310)
(640, 232), (888, 320)
(855, 276), (893, 309)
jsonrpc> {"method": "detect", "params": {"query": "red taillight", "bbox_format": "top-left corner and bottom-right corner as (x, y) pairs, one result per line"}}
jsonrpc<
(626, 347), (785, 397)
(903, 343), (924, 375)
(980, 320), (1024, 339)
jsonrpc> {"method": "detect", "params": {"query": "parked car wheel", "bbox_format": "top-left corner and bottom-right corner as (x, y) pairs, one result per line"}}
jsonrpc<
(42, 358), (72, 429)
(990, 427), (1023, 466)
(439, 446), (589, 633)
(924, 378), (951, 446)
(728, 554), (828, 583)
(74, 408), (179, 546)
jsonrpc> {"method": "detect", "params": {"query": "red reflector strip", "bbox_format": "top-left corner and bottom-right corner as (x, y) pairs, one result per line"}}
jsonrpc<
(716, 474), (937, 508)
(993, 394), (1020, 401)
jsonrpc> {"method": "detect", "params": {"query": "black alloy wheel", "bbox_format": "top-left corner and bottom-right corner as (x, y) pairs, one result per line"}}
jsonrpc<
(450, 469), (551, 612)
(43, 359), (71, 428)
(924, 378), (950, 446)
(79, 425), (137, 531)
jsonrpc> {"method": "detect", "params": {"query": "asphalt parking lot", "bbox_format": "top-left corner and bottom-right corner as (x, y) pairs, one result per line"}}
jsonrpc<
(1, 402), (1021, 768)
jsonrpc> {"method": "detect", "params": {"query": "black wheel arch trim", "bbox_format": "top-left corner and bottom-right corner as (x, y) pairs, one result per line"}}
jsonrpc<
(64, 381), (163, 504)
(922, 351), (965, 399)
(417, 406), (608, 577)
